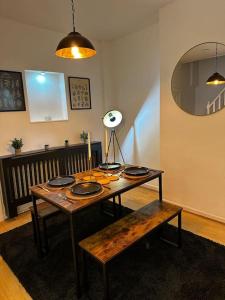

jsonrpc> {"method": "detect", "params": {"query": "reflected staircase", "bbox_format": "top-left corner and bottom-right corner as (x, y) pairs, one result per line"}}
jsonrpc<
(207, 87), (225, 114)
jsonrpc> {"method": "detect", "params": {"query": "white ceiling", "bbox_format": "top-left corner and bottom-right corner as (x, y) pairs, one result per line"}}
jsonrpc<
(0, 0), (172, 41)
(181, 43), (225, 64)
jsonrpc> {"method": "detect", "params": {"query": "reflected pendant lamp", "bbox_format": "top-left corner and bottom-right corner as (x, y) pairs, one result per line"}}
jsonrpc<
(55, 0), (96, 59)
(206, 43), (225, 85)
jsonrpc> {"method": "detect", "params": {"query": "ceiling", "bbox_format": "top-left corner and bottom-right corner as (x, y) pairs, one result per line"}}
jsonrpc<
(0, 0), (172, 41)
(181, 43), (225, 64)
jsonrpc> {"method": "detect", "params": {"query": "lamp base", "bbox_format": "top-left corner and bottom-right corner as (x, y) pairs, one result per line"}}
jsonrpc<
(104, 129), (125, 167)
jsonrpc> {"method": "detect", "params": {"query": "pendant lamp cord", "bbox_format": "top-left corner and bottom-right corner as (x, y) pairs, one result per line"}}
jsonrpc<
(71, 0), (76, 32)
(216, 43), (218, 71)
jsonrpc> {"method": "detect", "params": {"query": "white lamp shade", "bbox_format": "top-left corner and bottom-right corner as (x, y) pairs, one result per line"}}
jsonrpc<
(103, 110), (122, 128)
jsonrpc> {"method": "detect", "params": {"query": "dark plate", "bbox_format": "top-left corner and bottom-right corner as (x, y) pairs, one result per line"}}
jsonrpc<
(124, 166), (149, 176)
(48, 176), (75, 187)
(71, 182), (102, 196)
(99, 162), (121, 170)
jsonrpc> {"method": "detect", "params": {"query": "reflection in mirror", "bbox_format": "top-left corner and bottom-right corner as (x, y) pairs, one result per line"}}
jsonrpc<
(171, 42), (225, 116)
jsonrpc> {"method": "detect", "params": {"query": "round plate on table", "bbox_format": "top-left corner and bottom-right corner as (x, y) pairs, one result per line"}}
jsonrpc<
(124, 166), (149, 176)
(47, 175), (75, 187)
(71, 182), (102, 196)
(99, 162), (121, 170)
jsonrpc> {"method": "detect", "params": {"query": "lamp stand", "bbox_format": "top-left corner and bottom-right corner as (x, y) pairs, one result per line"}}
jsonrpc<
(105, 129), (125, 165)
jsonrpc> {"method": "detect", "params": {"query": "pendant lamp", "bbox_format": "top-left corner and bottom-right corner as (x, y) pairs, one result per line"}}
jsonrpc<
(206, 43), (225, 85)
(55, 0), (96, 59)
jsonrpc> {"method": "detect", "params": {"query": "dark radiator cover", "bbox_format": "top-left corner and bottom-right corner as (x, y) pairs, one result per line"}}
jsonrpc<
(0, 142), (102, 218)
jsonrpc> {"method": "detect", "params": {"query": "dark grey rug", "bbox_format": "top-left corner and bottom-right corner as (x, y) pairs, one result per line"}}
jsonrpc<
(0, 203), (224, 300)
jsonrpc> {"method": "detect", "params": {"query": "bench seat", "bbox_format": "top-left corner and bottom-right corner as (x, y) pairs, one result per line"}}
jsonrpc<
(79, 200), (182, 299)
(80, 199), (182, 264)
(30, 201), (59, 218)
(30, 201), (60, 253)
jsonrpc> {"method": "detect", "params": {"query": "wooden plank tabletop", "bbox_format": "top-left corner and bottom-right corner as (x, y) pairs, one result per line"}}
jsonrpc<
(30, 167), (163, 215)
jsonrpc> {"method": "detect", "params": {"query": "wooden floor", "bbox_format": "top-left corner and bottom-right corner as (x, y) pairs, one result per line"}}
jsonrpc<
(0, 187), (225, 300)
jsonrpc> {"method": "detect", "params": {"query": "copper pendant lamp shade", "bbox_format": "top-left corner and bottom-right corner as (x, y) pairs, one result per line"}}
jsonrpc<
(56, 31), (96, 59)
(55, 0), (96, 59)
(206, 43), (225, 85)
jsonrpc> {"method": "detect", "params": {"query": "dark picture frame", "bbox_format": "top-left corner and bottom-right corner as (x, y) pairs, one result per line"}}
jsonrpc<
(0, 70), (26, 112)
(68, 77), (91, 110)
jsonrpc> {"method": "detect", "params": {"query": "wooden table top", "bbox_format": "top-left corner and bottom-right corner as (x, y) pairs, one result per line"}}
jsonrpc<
(30, 167), (163, 215)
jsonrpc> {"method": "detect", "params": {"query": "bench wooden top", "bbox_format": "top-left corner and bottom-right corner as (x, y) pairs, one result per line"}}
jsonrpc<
(79, 200), (182, 264)
(30, 201), (59, 218)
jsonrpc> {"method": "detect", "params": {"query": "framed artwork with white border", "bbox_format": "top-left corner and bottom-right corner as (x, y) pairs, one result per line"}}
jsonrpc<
(68, 77), (91, 110)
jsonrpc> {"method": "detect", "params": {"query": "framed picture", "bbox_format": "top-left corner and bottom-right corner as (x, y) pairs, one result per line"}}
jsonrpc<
(0, 70), (26, 112)
(68, 77), (91, 110)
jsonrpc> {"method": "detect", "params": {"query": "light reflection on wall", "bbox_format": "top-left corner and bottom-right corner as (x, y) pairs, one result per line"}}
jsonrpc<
(120, 82), (160, 169)
(36, 73), (46, 84)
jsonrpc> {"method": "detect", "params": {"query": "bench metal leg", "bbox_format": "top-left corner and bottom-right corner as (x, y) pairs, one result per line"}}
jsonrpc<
(70, 214), (81, 298)
(112, 197), (117, 219)
(42, 218), (49, 254)
(160, 212), (182, 248)
(31, 210), (49, 255)
(31, 195), (43, 257)
(81, 249), (88, 291)
(118, 194), (122, 217)
(100, 198), (118, 219)
(103, 263), (110, 300)
(100, 201), (104, 213)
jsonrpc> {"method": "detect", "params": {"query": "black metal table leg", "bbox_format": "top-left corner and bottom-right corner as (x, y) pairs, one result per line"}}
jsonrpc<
(178, 211), (182, 248)
(118, 194), (122, 216)
(31, 195), (43, 257)
(81, 249), (88, 291)
(112, 197), (117, 219)
(103, 263), (110, 300)
(70, 214), (81, 299)
(31, 212), (37, 245)
(159, 174), (163, 202)
(100, 201), (104, 213)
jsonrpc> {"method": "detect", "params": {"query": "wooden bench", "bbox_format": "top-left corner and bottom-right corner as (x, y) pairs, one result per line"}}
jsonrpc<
(79, 200), (182, 299)
(30, 202), (60, 253)
(30, 197), (120, 254)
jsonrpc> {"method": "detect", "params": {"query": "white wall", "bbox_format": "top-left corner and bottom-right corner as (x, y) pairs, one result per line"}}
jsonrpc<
(102, 24), (160, 186)
(160, 0), (225, 222)
(0, 17), (105, 220)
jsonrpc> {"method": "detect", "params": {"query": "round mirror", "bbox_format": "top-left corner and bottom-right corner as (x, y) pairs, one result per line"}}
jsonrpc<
(171, 42), (225, 116)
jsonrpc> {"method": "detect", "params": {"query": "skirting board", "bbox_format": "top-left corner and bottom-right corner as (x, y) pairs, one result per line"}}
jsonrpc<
(1, 184), (224, 224)
(143, 183), (225, 224)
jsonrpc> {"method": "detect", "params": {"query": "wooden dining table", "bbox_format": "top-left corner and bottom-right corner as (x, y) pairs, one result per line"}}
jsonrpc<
(30, 166), (163, 298)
